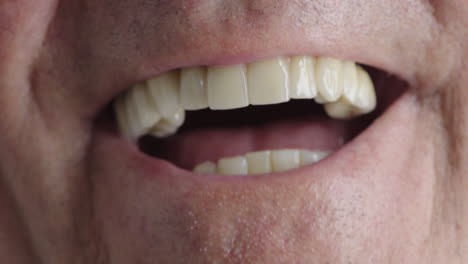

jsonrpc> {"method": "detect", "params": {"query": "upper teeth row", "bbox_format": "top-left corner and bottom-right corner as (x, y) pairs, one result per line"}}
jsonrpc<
(114, 56), (376, 140)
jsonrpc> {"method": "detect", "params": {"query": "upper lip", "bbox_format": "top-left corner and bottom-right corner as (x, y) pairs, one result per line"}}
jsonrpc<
(95, 13), (423, 112)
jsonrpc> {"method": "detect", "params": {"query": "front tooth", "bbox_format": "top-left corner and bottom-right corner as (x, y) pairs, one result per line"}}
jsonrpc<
(180, 67), (209, 110)
(315, 57), (343, 102)
(147, 71), (181, 118)
(246, 151), (272, 174)
(289, 56), (317, 99)
(271, 149), (300, 172)
(129, 83), (162, 130)
(194, 161), (217, 174)
(207, 64), (249, 110)
(300, 150), (330, 166)
(247, 57), (289, 105)
(150, 108), (185, 137)
(217, 156), (249, 175)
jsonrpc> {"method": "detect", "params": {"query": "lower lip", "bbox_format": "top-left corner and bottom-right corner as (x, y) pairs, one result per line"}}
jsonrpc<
(91, 91), (421, 261)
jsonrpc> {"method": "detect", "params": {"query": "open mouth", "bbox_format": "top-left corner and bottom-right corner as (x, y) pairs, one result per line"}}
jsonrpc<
(112, 55), (407, 176)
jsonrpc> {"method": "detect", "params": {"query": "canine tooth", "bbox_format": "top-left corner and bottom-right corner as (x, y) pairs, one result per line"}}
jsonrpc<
(217, 156), (248, 175)
(207, 64), (249, 110)
(316, 57), (343, 102)
(147, 71), (181, 118)
(180, 67), (209, 110)
(129, 84), (162, 130)
(289, 56), (317, 99)
(246, 151), (272, 174)
(114, 95), (133, 140)
(150, 108), (185, 137)
(247, 57), (289, 105)
(194, 161), (217, 173)
(300, 150), (330, 166)
(271, 149), (300, 172)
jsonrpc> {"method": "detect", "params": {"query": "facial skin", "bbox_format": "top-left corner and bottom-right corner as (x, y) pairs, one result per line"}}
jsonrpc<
(0, 0), (468, 263)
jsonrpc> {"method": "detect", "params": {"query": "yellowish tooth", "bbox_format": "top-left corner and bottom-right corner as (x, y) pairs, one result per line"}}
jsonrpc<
(299, 150), (330, 166)
(271, 149), (300, 172)
(246, 151), (272, 174)
(354, 65), (377, 114)
(192, 149), (333, 175)
(130, 83), (162, 130)
(150, 123), (177, 138)
(194, 161), (217, 174)
(324, 64), (376, 119)
(323, 61), (358, 119)
(217, 156), (248, 175)
(341, 61), (359, 102)
(147, 71), (181, 118)
(323, 100), (354, 119)
(114, 95), (133, 140)
(289, 56), (317, 99)
(166, 107), (186, 127)
(180, 67), (208, 110)
(247, 57), (290, 105)
(150, 108), (185, 137)
(124, 90), (147, 139)
(316, 57), (343, 102)
(207, 64), (249, 110)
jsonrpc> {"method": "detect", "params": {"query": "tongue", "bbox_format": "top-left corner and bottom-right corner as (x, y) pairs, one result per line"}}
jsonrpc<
(140, 115), (362, 170)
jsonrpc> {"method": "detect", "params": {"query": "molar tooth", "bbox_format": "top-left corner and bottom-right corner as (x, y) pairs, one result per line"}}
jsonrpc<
(324, 64), (376, 119)
(323, 61), (359, 119)
(323, 101), (355, 119)
(194, 161), (217, 174)
(289, 56), (317, 99)
(147, 71), (181, 118)
(247, 57), (289, 105)
(124, 91), (147, 139)
(207, 64), (249, 110)
(316, 57), (343, 102)
(246, 151), (272, 174)
(180, 66), (209, 110)
(300, 150), (331, 166)
(217, 156), (248, 175)
(341, 61), (359, 102)
(354, 65), (377, 114)
(114, 95), (133, 140)
(150, 108), (185, 137)
(129, 83), (162, 130)
(271, 149), (300, 172)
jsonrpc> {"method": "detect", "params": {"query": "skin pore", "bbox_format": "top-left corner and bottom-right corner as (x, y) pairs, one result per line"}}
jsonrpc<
(0, 0), (467, 263)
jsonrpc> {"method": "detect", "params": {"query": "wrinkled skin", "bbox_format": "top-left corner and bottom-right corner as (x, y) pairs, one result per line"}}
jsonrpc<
(1, 0), (468, 263)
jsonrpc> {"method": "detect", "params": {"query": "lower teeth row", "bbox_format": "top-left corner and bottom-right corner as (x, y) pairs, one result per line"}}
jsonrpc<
(193, 149), (331, 175)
